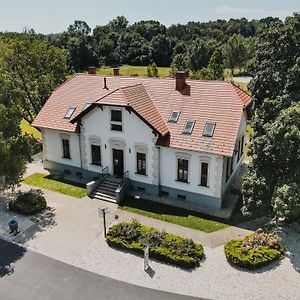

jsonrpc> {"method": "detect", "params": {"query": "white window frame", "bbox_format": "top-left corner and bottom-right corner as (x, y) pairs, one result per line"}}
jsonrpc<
(110, 108), (123, 132)
(134, 143), (148, 176)
(175, 152), (191, 183)
(60, 133), (71, 159)
(199, 156), (211, 188)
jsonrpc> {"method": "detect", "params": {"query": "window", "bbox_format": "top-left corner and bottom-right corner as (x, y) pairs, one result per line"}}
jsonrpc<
(203, 122), (216, 137)
(111, 109), (122, 131)
(177, 194), (186, 200)
(200, 162), (209, 187)
(182, 121), (195, 134)
(62, 139), (70, 159)
(111, 124), (122, 131)
(91, 145), (101, 166)
(64, 107), (76, 119)
(169, 111), (180, 123)
(177, 158), (189, 182)
(237, 140), (241, 162)
(240, 136), (244, 158)
(111, 110), (122, 122)
(136, 152), (146, 175)
(82, 103), (92, 111)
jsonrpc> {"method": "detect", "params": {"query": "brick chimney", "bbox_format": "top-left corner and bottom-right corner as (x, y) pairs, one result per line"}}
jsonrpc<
(113, 67), (120, 76)
(88, 66), (96, 75)
(176, 71), (186, 91)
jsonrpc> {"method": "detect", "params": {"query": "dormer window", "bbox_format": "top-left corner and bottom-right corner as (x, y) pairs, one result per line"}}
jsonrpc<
(203, 122), (216, 137)
(64, 107), (76, 119)
(110, 109), (122, 131)
(182, 121), (195, 134)
(168, 111), (180, 123)
(82, 103), (92, 111)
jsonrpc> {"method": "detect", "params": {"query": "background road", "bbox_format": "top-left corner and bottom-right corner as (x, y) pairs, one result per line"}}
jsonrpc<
(0, 239), (204, 300)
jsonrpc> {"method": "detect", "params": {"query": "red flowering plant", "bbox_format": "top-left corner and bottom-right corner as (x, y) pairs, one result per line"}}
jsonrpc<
(241, 231), (283, 254)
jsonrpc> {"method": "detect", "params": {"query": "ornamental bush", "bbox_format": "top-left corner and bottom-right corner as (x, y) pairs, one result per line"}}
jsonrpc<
(106, 219), (204, 268)
(224, 231), (285, 269)
(9, 189), (47, 215)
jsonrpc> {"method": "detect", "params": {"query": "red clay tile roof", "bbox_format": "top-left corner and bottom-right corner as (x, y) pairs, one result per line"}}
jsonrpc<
(32, 74), (252, 156)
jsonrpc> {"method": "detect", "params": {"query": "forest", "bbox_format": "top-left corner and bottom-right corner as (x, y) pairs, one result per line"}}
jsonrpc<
(0, 16), (282, 77)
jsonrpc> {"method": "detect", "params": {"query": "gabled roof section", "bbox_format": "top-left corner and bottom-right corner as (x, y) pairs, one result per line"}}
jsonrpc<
(120, 84), (169, 136)
(72, 83), (169, 136)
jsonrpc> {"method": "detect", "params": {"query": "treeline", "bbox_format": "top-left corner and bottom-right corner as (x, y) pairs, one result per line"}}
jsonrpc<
(0, 16), (282, 77)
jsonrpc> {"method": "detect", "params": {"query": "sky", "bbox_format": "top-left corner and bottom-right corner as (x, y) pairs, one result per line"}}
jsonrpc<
(1, 0), (300, 34)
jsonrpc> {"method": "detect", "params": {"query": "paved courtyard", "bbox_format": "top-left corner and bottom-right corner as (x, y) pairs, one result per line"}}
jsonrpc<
(0, 159), (299, 299)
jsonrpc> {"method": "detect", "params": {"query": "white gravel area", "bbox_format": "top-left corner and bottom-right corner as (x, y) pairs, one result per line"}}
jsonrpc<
(74, 225), (300, 300)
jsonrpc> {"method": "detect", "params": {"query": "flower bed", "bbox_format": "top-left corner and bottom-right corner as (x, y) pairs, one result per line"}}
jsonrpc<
(9, 189), (47, 215)
(224, 231), (285, 269)
(106, 219), (204, 268)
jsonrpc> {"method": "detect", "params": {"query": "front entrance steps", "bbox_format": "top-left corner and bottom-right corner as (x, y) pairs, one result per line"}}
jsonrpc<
(91, 176), (122, 203)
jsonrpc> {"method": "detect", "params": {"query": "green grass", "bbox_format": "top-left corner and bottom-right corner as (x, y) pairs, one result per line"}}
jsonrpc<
(119, 197), (229, 233)
(23, 173), (87, 198)
(20, 119), (41, 140)
(96, 65), (171, 77)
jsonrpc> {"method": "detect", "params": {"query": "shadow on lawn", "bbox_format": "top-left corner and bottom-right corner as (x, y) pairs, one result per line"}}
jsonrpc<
(0, 239), (27, 277)
(120, 196), (268, 231)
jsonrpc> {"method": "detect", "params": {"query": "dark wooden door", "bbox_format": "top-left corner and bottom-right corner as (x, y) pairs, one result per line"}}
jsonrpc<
(113, 149), (124, 177)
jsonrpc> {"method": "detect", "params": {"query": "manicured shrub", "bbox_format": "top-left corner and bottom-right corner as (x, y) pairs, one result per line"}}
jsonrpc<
(106, 220), (204, 268)
(224, 231), (285, 269)
(9, 189), (47, 215)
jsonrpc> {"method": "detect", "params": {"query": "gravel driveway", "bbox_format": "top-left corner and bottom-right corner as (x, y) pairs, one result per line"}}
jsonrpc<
(74, 224), (300, 300)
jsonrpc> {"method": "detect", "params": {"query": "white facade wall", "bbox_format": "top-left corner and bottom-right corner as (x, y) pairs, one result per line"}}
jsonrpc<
(42, 128), (81, 168)
(81, 106), (158, 185)
(221, 111), (248, 194)
(160, 147), (224, 199)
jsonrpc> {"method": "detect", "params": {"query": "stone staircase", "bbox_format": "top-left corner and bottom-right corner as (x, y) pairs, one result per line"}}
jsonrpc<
(91, 176), (122, 203)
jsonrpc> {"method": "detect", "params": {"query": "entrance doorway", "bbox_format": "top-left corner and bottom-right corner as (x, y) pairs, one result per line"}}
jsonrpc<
(113, 149), (124, 177)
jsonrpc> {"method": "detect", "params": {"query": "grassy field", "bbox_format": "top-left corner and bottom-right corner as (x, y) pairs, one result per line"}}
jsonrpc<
(23, 173), (87, 198)
(96, 65), (171, 77)
(20, 119), (41, 140)
(119, 197), (229, 233)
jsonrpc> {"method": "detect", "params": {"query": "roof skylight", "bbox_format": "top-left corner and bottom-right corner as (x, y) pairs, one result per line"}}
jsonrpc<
(182, 120), (195, 134)
(168, 111), (180, 123)
(64, 107), (76, 119)
(82, 103), (92, 111)
(203, 122), (216, 137)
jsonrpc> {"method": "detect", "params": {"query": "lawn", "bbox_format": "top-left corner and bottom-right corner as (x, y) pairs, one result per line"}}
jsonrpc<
(20, 119), (41, 140)
(119, 197), (229, 233)
(96, 65), (171, 77)
(23, 173), (87, 198)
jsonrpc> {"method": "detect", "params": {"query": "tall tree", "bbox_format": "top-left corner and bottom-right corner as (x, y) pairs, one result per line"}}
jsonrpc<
(223, 34), (248, 73)
(0, 34), (68, 123)
(0, 104), (32, 192)
(242, 14), (300, 221)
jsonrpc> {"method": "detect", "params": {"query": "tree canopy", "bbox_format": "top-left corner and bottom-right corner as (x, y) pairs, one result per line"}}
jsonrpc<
(242, 14), (300, 221)
(0, 33), (68, 123)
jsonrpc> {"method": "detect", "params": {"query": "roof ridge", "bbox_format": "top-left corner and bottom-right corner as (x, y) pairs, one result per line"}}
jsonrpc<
(95, 88), (121, 103)
(140, 84), (169, 135)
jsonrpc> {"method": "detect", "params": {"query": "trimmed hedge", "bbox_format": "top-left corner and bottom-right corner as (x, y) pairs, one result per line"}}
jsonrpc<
(9, 189), (47, 215)
(224, 231), (285, 269)
(106, 220), (204, 268)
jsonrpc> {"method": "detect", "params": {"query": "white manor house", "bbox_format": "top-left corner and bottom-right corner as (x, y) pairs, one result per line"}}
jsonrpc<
(33, 68), (252, 212)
